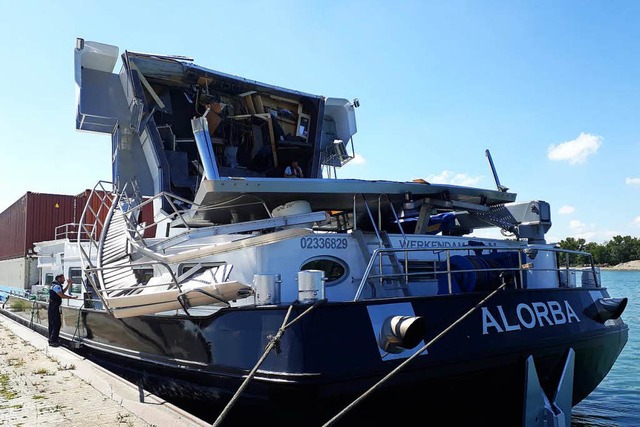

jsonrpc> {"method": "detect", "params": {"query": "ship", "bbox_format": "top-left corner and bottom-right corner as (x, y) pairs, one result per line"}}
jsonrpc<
(0, 38), (629, 426)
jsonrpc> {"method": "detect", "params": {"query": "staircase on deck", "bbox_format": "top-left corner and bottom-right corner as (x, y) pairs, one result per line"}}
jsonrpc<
(353, 194), (410, 297)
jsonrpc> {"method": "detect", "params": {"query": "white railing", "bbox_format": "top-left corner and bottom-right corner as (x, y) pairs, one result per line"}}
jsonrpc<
(354, 245), (600, 301)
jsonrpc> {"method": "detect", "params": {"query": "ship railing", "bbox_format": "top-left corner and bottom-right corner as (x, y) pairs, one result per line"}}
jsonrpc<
(354, 245), (600, 301)
(77, 182), (236, 316)
(55, 223), (94, 241)
(76, 179), (192, 261)
(77, 180), (118, 269)
(320, 137), (356, 179)
(352, 192), (407, 241)
(84, 260), (181, 294)
(83, 260), (237, 317)
(77, 180), (133, 311)
(118, 188), (200, 245)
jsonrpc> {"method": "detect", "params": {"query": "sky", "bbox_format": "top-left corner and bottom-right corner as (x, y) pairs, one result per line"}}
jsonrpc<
(0, 1), (638, 244)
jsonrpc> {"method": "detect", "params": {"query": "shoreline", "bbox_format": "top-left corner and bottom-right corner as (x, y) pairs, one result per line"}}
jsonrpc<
(597, 260), (640, 271)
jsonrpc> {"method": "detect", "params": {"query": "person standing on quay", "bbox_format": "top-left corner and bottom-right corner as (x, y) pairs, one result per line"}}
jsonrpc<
(48, 274), (77, 347)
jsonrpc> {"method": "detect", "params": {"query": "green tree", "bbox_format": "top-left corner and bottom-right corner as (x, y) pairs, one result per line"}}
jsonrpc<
(557, 237), (588, 266)
(605, 235), (640, 265)
(584, 242), (605, 265)
(558, 235), (640, 266)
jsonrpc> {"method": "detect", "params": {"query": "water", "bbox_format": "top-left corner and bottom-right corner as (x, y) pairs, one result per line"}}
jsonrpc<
(571, 270), (639, 427)
(1, 275), (637, 425)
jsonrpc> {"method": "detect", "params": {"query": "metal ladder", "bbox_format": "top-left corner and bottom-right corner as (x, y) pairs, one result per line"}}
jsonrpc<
(353, 194), (409, 297)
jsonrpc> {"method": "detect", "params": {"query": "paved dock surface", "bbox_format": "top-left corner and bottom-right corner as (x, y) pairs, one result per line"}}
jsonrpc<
(0, 314), (210, 426)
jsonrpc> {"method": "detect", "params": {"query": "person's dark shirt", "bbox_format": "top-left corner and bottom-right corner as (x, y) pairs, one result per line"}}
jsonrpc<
(49, 281), (63, 308)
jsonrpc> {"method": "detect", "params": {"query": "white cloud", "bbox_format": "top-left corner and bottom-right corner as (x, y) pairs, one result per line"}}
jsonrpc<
(427, 170), (481, 186)
(572, 231), (597, 241)
(547, 132), (602, 165)
(558, 205), (575, 215)
(634, 216), (640, 226)
(565, 219), (618, 243)
(350, 153), (366, 165)
(626, 177), (640, 186)
(569, 219), (586, 231)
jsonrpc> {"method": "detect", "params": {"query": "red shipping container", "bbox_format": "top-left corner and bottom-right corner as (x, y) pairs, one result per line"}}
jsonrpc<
(0, 192), (81, 260)
(0, 189), (158, 261)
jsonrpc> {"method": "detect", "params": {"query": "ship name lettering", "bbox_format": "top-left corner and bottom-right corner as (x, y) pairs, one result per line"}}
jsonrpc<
(399, 240), (462, 248)
(398, 240), (497, 249)
(481, 300), (580, 335)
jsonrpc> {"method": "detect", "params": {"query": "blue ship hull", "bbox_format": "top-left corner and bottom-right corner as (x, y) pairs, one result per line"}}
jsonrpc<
(2, 286), (628, 426)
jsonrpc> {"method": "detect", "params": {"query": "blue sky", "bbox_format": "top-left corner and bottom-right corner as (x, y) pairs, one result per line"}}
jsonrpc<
(0, 1), (638, 244)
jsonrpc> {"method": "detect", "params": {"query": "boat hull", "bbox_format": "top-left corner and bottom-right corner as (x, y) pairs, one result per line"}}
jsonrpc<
(1, 287), (628, 426)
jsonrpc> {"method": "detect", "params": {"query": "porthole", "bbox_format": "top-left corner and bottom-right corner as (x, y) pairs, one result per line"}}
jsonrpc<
(301, 257), (348, 286)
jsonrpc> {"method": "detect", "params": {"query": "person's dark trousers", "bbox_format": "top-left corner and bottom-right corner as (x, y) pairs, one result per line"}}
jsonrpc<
(48, 305), (61, 343)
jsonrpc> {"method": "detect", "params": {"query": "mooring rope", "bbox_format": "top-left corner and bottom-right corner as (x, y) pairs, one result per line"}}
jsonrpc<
(212, 299), (326, 427)
(71, 301), (86, 344)
(323, 283), (508, 426)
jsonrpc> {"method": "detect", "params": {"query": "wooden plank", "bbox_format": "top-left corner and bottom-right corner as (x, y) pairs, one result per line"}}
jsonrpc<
(245, 95), (256, 114)
(266, 116), (278, 167)
(270, 94), (299, 105)
(253, 95), (264, 114)
(238, 91), (258, 114)
(197, 76), (212, 86)
(276, 116), (296, 125)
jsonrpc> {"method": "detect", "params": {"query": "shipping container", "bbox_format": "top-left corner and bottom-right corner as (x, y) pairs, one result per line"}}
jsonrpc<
(0, 256), (38, 290)
(0, 191), (89, 261)
(0, 189), (155, 261)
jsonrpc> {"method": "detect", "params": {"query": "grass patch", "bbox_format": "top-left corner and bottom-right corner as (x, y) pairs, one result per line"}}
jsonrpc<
(33, 395), (46, 400)
(8, 357), (25, 367)
(39, 403), (65, 414)
(9, 299), (31, 312)
(116, 412), (135, 426)
(0, 373), (18, 399)
(33, 368), (55, 376)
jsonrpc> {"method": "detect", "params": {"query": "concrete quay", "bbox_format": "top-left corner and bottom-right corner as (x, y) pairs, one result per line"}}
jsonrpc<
(0, 314), (210, 426)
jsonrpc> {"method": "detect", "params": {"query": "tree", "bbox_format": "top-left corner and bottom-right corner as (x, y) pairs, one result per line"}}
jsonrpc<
(605, 235), (640, 265)
(557, 237), (588, 266)
(556, 235), (640, 266)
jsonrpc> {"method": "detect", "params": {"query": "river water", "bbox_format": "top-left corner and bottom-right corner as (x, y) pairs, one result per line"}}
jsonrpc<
(571, 270), (639, 427)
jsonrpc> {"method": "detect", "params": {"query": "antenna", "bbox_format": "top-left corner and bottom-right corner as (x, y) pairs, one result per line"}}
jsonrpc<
(485, 149), (509, 192)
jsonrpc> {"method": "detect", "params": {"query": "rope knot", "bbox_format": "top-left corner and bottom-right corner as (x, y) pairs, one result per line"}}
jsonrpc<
(266, 334), (282, 355)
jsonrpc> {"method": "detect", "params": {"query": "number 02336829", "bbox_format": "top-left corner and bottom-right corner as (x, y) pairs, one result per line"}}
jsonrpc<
(300, 237), (348, 250)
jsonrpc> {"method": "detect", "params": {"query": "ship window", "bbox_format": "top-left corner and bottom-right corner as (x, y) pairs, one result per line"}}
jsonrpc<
(69, 268), (83, 294)
(44, 273), (53, 287)
(301, 257), (348, 286)
(69, 268), (82, 284)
